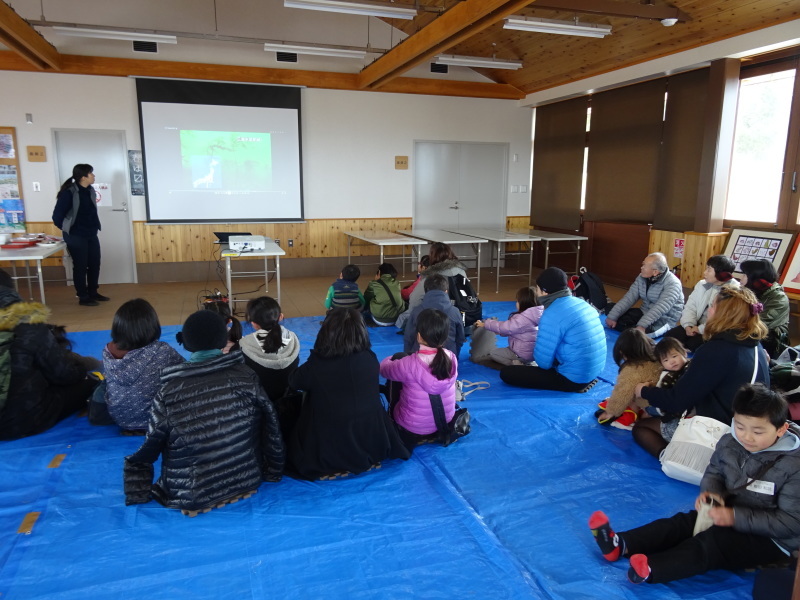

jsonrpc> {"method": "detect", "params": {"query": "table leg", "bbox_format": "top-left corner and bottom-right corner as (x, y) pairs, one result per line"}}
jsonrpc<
(36, 259), (45, 303)
(528, 241), (533, 286)
(543, 241), (551, 270)
(264, 255), (269, 294)
(225, 256), (233, 303)
(276, 256), (281, 305)
(25, 261), (33, 300)
(380, 246), (385, 265)
(575, 241), (581, 274)
(476, 243), (482, 294)
(495, 241), (501, 293)
(347, 236), (352, 264)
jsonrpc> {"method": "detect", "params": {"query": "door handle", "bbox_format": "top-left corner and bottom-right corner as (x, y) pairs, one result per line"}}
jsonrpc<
(112, 208), (128, 212)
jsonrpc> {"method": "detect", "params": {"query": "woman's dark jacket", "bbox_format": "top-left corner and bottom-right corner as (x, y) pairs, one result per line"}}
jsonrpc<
(0, 295), (89, 440)
(640, 330), (769, 423)
(287, 349), (410, 480)
(124, 351), (285, 510)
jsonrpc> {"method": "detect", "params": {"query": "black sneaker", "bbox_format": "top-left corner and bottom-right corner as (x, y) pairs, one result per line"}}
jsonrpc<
(90, 293), (110, 301)
(79, 298), (99, 306)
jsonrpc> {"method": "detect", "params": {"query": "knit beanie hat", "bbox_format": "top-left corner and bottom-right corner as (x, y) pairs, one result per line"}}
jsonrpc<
(178, 310), (228, 352)
(536, 267), (568, 294)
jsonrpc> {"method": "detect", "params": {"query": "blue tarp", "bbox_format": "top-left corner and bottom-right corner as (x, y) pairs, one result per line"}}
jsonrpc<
(0, 302), (756, 599)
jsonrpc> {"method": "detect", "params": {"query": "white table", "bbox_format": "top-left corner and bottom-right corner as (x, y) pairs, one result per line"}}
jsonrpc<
(529, 230), (589, 274)
(221, 241), (285, 307)
(396, 228), (487, 293)
(343, 231), (426, 277)
(0, 242), (67, 303)
(444, 228), (542, 293)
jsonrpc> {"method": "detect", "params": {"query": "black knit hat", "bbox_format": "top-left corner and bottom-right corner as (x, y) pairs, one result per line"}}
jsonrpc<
(178, 310), (228, 352)
(536, 267), (568, 294)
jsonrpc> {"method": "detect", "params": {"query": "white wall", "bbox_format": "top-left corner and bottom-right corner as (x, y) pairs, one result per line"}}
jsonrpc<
(0, 70), (533, 223)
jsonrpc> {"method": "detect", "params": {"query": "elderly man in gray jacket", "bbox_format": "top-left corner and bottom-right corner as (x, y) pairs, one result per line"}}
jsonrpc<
(605, 252), (684, 338)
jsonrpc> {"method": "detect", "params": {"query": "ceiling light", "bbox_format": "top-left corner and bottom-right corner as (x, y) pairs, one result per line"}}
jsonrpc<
(264, 42), (367, 59)
(434, 54), (523, 71)
(52, 26), (177, 44)
(284, 0), (416, 19)
(504, 16), (612, 39)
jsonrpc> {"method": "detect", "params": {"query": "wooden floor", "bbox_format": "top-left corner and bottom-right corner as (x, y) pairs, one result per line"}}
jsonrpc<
(32, 269), (627, 332)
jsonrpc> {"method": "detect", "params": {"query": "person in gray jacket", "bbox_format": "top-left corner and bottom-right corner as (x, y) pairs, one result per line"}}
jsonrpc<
(605, 252), (684, 338)
(589, 383), (800, 585)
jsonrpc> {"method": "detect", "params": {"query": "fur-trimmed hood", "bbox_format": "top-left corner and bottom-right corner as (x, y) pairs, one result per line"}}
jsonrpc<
(0, 300), (50, 332)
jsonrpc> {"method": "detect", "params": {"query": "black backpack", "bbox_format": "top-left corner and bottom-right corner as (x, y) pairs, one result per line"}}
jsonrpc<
(569, 267), (609, 312)
(447, 274), (482, 327)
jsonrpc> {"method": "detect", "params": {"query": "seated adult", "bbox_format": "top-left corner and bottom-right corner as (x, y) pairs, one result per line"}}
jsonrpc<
(500, 267), (606, 392)
(740, 258), (790, 359)
(605, 252), (684, 338)
(407, 242), (468, 313)
(0, 270), (97, 440)
(631, 285), (770, 458)
(662, 254), (738, 352)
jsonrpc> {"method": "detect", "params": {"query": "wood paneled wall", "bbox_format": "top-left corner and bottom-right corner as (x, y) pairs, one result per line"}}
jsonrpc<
(649, 229), (729, 285)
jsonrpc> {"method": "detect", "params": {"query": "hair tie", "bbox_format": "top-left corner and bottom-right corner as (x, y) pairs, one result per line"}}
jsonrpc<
(717, 271), (732, 282)
(750, 302), (764, 316)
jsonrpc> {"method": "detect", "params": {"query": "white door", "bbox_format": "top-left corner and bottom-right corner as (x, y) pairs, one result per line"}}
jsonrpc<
(413, 141), (508, 230)
(53, 129), (136, 284)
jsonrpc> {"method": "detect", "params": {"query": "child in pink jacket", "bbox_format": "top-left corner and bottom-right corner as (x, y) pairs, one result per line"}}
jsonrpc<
(472, 287), (543, 367)
(380, 308), (458, 448)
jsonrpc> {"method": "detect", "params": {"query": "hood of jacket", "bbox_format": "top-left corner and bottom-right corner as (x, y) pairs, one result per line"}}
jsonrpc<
(732, 421), (800, 454)
(240, 326), (300, 370)
(0, 300), (50, 332)
(426, 259), (467, 277)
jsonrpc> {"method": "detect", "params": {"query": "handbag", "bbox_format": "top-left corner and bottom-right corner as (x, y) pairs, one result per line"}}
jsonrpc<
(428, 392), (471, 447)
(660, 346), (760, 485)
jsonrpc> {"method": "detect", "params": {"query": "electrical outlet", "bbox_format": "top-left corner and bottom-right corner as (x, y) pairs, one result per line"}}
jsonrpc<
(33, 182), (40, 192)
(275, 239), (280, 246)
(288, 239), (294, 247)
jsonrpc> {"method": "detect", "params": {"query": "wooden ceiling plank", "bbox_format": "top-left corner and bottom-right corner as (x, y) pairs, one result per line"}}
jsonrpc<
(0, 50), (522, 100)
(358, 0), (536, 90)
(0, 1), (61, 70)
(530, 0), (691, 22)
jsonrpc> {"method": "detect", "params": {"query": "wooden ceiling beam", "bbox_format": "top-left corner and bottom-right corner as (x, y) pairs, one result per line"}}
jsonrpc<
(357, 0), (536, 90)
(0, 1), (61, 70)
(530, 0), (691, 23)
(0, 51), (524, 100)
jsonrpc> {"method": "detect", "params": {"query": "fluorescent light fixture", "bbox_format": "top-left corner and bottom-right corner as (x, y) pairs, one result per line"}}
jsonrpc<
(52, 26), (177, 44)
(435, 54), (523, 71)
(264, 42), (367, 59)
(504, 16), (612, 39)
(284, 0), (416, 19)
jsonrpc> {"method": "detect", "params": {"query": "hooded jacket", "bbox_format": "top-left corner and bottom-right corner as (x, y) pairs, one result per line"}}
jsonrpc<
(102, 340), (184, 430)
(403, 289), (465, 357)
(407, 259), (467, 312)
(482, 305), (544, 363)
(640, 331), (769, 423)
(681, 279), (739, 333)
(759, 283), (790, 335)
(607, 270), (684, 334)
(123, 351), (285, 510)
(380, 347), (458, 435)
(241, 325), (300, 401)
(0, 290), (89, 440)
(702, 423), (800, 553)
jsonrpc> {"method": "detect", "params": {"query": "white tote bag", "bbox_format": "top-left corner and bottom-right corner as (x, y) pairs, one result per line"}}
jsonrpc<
(660, 347), (759, 485)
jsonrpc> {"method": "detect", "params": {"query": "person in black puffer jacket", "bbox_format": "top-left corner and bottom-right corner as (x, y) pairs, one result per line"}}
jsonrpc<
(0, 271), (97, 441)
(123, 310), (285, 513)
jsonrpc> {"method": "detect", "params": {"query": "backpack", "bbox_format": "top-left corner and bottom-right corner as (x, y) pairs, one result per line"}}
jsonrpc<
(569, 267), (609, 312)
(447, 274), (482, 327)
(0, 331), (13, 413)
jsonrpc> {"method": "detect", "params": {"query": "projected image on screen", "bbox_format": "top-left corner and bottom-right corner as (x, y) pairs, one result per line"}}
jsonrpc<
(180, 131), (272, 191)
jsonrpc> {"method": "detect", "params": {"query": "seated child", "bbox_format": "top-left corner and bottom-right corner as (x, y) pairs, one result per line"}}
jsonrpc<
(403, 274), (465, 358)
(203, 298), (242, 354)
(123, 310), (285, 514)
(401, 255), (430, 304)
(589, 383), (800, 585)
(643, 337), (691, 425)
(240, 296), (300, 402)
(101, 299), (184, 431)
(324, 264), (364, 312)
(595, 329), (662, 430)
(381, 308), (459, 449)
(364, 262), (404, 326)
(471, 287), (544, 369)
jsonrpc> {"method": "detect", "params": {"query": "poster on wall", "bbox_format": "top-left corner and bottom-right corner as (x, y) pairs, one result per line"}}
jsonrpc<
(94, 182), (113, 207)
(128, 150), (145, 196)
(0, 165), (24, 232)
(722, 228), (795, 274)
(779, 236), (800, 295)
(0, 134), (15, 159)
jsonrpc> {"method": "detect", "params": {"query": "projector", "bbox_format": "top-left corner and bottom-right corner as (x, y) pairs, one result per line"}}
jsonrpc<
(229, 235), (267, 251)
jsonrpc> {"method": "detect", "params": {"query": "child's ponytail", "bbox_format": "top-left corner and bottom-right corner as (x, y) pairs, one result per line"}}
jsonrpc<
(416, 309), (453, 380)
(246, 296), (285, 353)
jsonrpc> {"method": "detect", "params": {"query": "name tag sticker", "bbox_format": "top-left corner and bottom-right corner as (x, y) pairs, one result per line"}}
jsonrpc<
(746, 479), (776, 495)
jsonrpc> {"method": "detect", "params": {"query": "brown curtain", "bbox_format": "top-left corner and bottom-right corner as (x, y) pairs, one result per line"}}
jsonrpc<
(530, 96), (589, 231)
(654, 68), (710, 232)
(584, 79), (666, 222)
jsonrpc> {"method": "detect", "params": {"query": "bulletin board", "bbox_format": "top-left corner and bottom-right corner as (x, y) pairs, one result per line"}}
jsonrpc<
(0, 127), (27, 232)
(723, 228), (794, 275)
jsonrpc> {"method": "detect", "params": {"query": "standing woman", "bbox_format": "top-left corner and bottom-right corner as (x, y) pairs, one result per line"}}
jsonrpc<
(52, 164), (108, 307)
